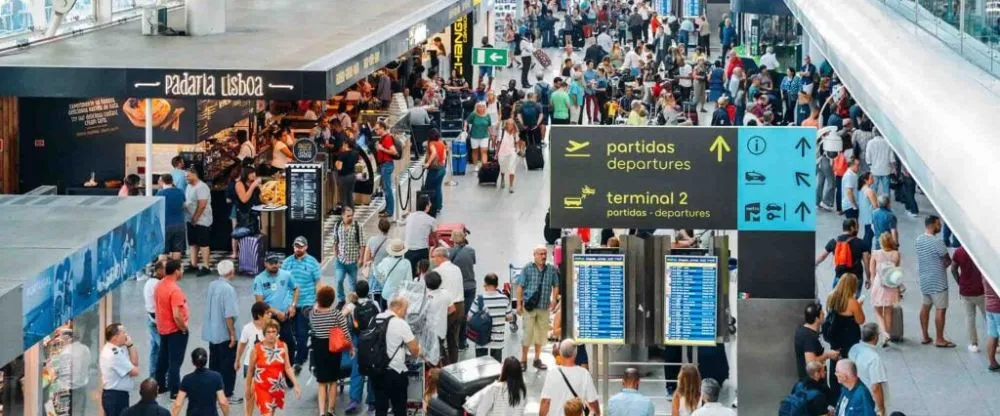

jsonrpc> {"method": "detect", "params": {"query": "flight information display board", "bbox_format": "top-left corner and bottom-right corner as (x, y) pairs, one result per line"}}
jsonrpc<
(572, 254), (626, 344)
(664, 255), (718, 346)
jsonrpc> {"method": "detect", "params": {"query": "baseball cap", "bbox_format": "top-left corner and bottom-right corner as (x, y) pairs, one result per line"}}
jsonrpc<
(265, 253), (283, 264)
(293, 236), (308, 247)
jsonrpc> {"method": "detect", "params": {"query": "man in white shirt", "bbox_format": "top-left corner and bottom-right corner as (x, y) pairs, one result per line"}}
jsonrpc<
(759, 46), (780, 70)
(620, 46), (643, 77)
(58, 330), (92, 415)
(184, 168), (213, 276)
(849, 323), (889, 415)
(403, 196), (436, 277)
(677, 61), (694, 101)
(422, 271), (454, 366)
(143, 259), (165, 378)
(691, 379), (735, 416)
(99, 323), (140, 416)
(597, 30), (613, 54)
(373, 296), (422, 416)
(432, 247), (465, 364)
(539, 340), (600, 416)
(865, 132), (894, 197)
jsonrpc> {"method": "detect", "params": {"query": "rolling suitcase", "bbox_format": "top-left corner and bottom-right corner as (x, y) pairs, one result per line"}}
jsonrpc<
(533, 48), (552, 68)
(525, 143), (545, 170)
(428, 396), (462, 416)
(238, 234), (267, 276)
(437, 356), (503, 409)
(683, 101), (700, 125)
(478, 160), (500, 185)
(451, 138), (468, 175)
(429, 223), (468, 248)
(889, 305), (904, 341)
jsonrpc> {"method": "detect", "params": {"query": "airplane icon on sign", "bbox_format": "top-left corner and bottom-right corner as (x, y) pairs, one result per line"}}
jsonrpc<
(565, 140), (591, 157)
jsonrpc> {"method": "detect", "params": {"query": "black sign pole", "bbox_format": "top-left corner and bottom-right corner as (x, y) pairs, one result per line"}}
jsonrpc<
(285, 163), (324, 260)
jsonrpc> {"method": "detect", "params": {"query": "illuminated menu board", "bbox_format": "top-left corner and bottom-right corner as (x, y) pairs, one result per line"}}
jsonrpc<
(664, 255), (718, 346)
(572, 254), (626, 344)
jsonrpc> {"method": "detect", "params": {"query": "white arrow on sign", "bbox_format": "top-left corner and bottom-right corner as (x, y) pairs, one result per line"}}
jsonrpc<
(489, 52), (503, 62)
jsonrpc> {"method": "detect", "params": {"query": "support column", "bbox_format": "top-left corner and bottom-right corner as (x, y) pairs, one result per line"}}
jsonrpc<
(144, 98), (153, 196)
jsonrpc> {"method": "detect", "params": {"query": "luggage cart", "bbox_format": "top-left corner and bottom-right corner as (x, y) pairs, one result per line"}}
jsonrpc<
(504, 263), (522, 333)
(405, 360), (425, 415)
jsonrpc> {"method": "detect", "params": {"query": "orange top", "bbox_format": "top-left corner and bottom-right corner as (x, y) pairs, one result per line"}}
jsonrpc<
(154, 277), (188, 335)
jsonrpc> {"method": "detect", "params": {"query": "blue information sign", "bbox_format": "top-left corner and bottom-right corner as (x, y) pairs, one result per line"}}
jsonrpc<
(737, 127), (817, 231)
(573, 254), (626, 344)
(664, 255), (718, 346)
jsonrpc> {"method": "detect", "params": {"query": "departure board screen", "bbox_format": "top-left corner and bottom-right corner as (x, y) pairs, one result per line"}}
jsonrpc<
(572, 254), (626, 344)
(664, 255), (718, 345)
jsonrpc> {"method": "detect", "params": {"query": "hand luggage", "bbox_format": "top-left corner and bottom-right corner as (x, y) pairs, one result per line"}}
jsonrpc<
(533, 48), (552, 68)
(525, 143), (545, 170)
(889, 305), (904, 341)
(437, 356), (503, 409)
(451, 138), (468, 175)
(238, 234), (267, 276)
(478, 140), (501, 185)
(544, 211), (561, 244)
(429, 223), (468, 248)
(683, 101), (699, 125)
(427, 396), (462, 416)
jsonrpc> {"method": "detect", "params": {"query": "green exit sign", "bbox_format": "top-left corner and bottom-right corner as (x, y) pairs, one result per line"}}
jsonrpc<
(472, 47), (509, 67)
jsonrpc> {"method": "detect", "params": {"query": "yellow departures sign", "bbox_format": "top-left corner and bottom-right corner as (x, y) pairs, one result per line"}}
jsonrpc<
(709, 135), (731, 162)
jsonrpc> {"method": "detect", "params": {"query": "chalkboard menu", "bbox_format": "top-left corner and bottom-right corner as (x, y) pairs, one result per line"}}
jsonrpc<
(572, 254), (626, 345)
(287, 164), (321, 221)
(664, 255), (719, 346)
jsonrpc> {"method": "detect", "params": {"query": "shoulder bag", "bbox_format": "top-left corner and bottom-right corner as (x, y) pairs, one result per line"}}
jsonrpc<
(523, 265), (549, 311)
(558, 368), (590, 416)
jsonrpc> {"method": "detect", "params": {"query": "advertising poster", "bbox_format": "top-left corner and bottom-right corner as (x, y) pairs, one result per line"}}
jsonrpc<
(22, 200), (165, 349)
(66, 97), (195, 141)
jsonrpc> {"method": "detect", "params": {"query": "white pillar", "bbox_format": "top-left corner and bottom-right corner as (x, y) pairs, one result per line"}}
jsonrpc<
(145, 98), (154, 196)
(186, 0), (226, 35)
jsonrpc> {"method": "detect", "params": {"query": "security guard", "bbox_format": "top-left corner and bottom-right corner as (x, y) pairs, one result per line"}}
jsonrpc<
(99, 323), (140, 416)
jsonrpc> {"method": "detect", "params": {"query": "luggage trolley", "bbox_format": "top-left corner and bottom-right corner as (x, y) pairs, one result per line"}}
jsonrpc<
(504, 263), (522, 333)
(405, 360), (425, 415)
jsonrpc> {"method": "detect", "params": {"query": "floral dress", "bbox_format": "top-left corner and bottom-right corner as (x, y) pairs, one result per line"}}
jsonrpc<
(252, 341), (289, 414)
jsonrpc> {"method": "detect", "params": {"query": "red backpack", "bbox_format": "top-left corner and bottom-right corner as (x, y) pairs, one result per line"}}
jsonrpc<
(833, 237), (855, 268)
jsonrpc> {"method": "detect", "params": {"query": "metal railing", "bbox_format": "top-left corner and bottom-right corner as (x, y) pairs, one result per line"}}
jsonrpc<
(877, 0), (1000, 77)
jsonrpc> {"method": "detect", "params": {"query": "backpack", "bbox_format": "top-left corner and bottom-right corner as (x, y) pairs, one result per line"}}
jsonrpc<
(466, 295), (494, 346)
(357, 315), (402, 376)
(403, 282), (429, 336)
(389, 135), (404, 160)
(778, 382), (820, 416)
(833, 236), (855, 269)
(832, 152), (849, 176)
(353, 300), (380, 334)
(536, 83), (552, 107)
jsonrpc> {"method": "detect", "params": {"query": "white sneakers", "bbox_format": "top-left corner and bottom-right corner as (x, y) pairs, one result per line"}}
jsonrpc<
(818, 202), (834, 211)
(969, 344), (980, 353)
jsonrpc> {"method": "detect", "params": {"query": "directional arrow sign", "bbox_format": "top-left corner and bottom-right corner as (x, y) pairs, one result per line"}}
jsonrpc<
(794, 201), (812, 222)
(795, 136), (812, 157)
(709, 136), (731, 162)
(795, 171), (811, 187)
(472, 47), (509, 67)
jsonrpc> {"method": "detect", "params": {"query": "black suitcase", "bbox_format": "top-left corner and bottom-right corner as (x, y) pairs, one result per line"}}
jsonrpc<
(525, 144), (544, 170)
(437, 356), (502, 409)
(682, 101), (699, 125)
(478, 161), (500, 185)
(427, 396), (462, 416)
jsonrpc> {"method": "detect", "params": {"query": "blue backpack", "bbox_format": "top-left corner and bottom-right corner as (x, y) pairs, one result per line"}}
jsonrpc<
(465, 295), (493, 346)
(778, 381), (820, 416)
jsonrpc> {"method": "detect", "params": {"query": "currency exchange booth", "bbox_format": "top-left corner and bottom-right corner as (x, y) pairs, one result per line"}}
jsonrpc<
(549, 125), (818, 414)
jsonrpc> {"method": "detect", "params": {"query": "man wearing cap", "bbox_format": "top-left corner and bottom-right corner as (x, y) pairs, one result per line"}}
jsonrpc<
(99, 323), (139, 416)
(202, 259), (240, 403)
(376, 239), (413, 309)
(253, 254), (300, 365)
(283, 236), (322, 374)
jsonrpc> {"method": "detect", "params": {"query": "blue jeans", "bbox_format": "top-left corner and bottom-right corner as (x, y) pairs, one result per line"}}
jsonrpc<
(155, 331), (189, 396)
(293, 306), (312, 366)
(943, 223), (961, 248)
(873, 175), (891, 197)
(147, 315), (160, 378)
(380, 162), (395, 217)
(458, 288), (477, 348)
(335, 261), (359, 303)
(423, 167), (445, 215)
(349, 335), (377, 404)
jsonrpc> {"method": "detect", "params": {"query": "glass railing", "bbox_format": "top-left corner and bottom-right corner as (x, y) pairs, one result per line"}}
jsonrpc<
(877, 0), (1000, 77)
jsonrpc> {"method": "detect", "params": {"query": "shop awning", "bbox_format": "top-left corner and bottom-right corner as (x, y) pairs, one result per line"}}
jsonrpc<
(0, 195), (164, 365)
(0, 0), (479, 100)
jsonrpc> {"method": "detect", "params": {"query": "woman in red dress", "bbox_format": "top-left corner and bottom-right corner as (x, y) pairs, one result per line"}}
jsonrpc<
(245, 319), (301, 415)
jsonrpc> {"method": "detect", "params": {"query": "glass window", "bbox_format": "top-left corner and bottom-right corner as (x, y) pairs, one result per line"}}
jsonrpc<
(42, 302), (102, 416)
(111, 0), (135, 13)
(0, 355), (26, 415)
(0, 0), (35, 37)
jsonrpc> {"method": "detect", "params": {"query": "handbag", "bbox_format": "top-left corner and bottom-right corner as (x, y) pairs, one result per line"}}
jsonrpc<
(328, 323), (351, 353)
(523, 265), (549, 311)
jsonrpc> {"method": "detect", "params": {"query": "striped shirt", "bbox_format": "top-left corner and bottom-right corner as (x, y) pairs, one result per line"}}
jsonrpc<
(309, 307), (351, 340)
(282, 254), (321, 307)
(915, 233), (949, 294)
(468, 291), (512, 349)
